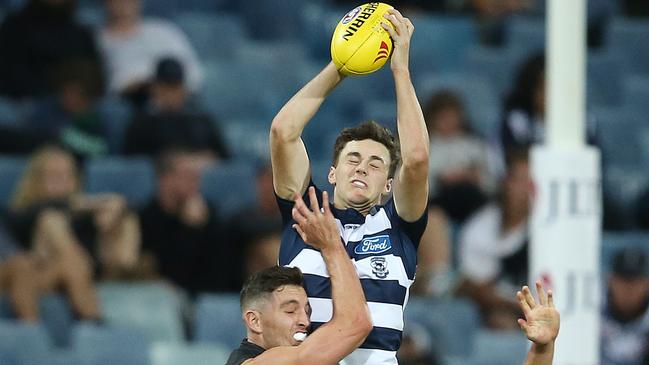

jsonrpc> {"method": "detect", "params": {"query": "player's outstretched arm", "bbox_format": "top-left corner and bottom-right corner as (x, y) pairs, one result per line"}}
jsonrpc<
(381, 9), (429, 222)
(245, 187), (372, 365)
(270, 63), (345, 200)
(518, 282), (560, 365)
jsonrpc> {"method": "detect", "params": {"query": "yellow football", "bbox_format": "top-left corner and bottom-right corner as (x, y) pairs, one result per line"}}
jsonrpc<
(330, 2), (394, 76)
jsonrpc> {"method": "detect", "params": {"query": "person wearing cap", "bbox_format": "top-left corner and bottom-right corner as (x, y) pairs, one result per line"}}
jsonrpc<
(123, 56), (228, 165)
(601, 247), (649, 365)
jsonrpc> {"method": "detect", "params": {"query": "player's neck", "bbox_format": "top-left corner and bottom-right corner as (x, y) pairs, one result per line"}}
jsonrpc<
(333, 194), (378, 216)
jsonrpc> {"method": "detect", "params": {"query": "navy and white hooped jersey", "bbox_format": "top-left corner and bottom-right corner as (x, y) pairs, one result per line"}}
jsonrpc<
(277, 182), (427, 365)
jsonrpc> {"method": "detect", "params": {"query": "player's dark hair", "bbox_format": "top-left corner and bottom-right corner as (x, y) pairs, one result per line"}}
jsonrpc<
(332, 121), (400, 178)
(240, 266), (304, 311)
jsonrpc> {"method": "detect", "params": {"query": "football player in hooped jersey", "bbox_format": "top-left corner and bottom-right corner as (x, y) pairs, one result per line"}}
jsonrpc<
(270, 8), (429, 365)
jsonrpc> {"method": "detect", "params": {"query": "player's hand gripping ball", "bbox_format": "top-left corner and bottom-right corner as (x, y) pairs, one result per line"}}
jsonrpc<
(331, 2), (394, 76)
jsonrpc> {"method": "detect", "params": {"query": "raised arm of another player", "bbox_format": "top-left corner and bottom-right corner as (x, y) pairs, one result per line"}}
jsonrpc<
(245, 187), (373, 365)
(381, 9), (429, 222)
(518, 282), (560, 365)
(270, 63), (345, 200)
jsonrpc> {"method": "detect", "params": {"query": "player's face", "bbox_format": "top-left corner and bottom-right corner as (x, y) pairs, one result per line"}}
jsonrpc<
(261, 285), (311, 348)
(330, 139), (391, 209)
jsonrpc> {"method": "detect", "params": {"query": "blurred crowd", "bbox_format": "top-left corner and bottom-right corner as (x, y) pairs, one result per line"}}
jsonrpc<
(0, 0), (648, 364)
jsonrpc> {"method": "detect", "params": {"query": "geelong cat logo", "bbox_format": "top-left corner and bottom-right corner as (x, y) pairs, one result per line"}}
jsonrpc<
(354, 235), (392, 255)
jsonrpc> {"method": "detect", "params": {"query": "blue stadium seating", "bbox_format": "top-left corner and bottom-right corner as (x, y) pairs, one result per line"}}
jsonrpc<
(409, 15), (478, 75)
(0, 294), (73, 347)
(237, 0), (305, 40)
(0, 320), (52, 365)
(220, 118), (270, 161)
(506, 16), (545, 59)
(97, 96), (134, 155)
(462, 46), (518, 99)
(622, 75), (649, 115)
(0, 156), (26, 213)
(469, 329), (528, 365)
(200, 161), (257, 220)
(97, 283), (185, 344)
(142, 0), (179, 18)
(84, 157), (156, 208)
(174, 12), (248, 62)
(415, 72), (500, 138)
(0, 97), (21, 127)
(309, 159), (334, 196)
(150, 342), (230, 365)
(194, 293), (245, 350)
(405, 297), (480, 359)
(587, 51), (624, 107)
(605, 17), (649, 75)
(72, 323), (150, 365)
(200, 61), (276, 120)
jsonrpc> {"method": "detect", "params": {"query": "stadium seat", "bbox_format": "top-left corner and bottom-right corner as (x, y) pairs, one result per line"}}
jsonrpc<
(462, 46), (518, 99)
(97, 96), (133, 155)
(361, 100), (397, 132)
(409, 15), (478, 74)
(84, 157), (156, 208)
(97, 282), (185, 344)
(0, 156), (26, 213)
(506, 16), (545, 59)
(0, 293), (74, 347)
(415, 72), (500, 138)
(404, 297), (480, 359)
(238, 0), (305, 40)
(0, 320), (52, 365)
(194, 293), (246, 350)
(587, 51), (623, 107)
(594, 107), (647, 169)
(200, 61), (276, 120)
(72, 323), (150, 365)
(0, 97), (21, 127)
(142, 0), (178, 18)
(605, 17), (649, 75)
(469, 329), (528, 365)
(174, 12), (247, 62)
(300, 4), (346, 61)
(309, 159), (334, 196)
(77, 5), (103, 27)
(220, 118), (270, 161)
(622, 75), (649, 115)
(150, 342), (230, 365)
(201, 161), (257, 220)
(181, 0), (229, 13)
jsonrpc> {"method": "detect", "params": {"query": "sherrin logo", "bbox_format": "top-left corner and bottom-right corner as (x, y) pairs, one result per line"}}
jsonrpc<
(341, 6), (362, 25)
(354, 235), (392, 255)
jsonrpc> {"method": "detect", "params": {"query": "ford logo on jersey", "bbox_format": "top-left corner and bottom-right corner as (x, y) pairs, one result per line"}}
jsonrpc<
(354, 235), (392, 255)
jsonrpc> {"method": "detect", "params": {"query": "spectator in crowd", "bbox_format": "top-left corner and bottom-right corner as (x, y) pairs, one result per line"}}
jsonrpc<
(0, 0), (104, 100)
(98, 0), (203, 106)
(228, 161), (281, 279)
(424, 89), (495, 223)
(601, 247), (649, 365)
(139, 148), (241, 294)
(456, 149), (532, 329)
(500, 52), (596, 161)
(622, 0), (649, 16)
(123, 57), (228, 164)
(25, 59), (109, 159)
(7, 145), (140, 279)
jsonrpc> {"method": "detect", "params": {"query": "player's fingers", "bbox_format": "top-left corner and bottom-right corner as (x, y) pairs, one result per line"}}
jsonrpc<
(292, 207), (308, 226)
(381, 21), (397, 40)
(517, 318), (529, 333)
(523, 285), (536, 308)
(322, 191), (331, 215)
(387, 8), (406, 23)
(307, 186), (320, 214)
(536, 281), (548, 306)
(517, 290), (532, 317)
(295, 191), (316, 220)
(292, 224), (307, 242)
(547, 289), (555, 308)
